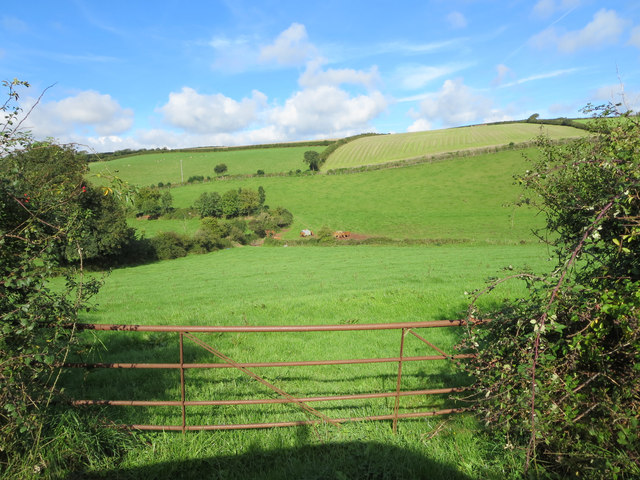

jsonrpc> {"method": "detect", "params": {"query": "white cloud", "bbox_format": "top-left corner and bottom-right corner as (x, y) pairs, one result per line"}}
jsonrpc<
(447, 11), (468, 29)
(259, 23), (317, 66)
(629, 26), (640, 49)
(408, 78), (511, 130)
(407, 118), (432, 132)
(159, 87), (267, 134)
(299, 57), (380, 89)
(24, 91), (133, 138)
(530, 9), (630, 53)
(270, 85), (387, 137)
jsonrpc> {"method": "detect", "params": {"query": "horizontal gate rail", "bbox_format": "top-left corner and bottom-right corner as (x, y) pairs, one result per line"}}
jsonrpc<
(69, 320), (470, 332)
(63, 354), (474, 370)
(128, 409), (466, 432)
(62, 320), (477, 432)
(71, 387), (466, 407)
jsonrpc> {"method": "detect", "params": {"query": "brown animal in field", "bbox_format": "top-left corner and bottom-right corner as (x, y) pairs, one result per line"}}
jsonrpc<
(333, 231), (351, 239)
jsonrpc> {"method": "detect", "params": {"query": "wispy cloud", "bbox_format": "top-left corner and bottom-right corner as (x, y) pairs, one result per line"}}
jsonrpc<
(499, 68), (581, 88)
(376, 38), (467, 56)
(394, 62), (475, 91)
(1, 15), (29, 33)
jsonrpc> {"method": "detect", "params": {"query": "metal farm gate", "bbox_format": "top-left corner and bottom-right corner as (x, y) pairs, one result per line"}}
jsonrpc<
(63, 320), (474, 433)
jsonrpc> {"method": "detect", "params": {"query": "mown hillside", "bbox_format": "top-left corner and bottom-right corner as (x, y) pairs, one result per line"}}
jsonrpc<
(323, 123), (588, 169)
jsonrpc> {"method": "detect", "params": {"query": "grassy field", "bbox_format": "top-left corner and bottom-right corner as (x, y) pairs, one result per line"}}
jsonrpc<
(88, 146), (324, 187)
(59, 244), (549, 478)
(148, 147), (544, 243)
(51, 125), (564, 478)
(324, 123), (588, 169)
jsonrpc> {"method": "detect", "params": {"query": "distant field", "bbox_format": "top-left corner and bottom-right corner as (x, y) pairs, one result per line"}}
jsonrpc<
(156, 147), (543, 243)
(324, 123), (588, 169)
(88, 146), (323, 187)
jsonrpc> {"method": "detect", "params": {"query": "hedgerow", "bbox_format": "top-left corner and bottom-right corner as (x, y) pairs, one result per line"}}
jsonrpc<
(459, 104), (640, 478)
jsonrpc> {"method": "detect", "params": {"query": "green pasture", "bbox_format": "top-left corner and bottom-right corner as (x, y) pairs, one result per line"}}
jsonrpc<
(88, 146), (323, 187)
(324, 123), (588, 169)
(151, 148), (543, 243)
(61, 244), (548, 478)
(128, 216), (201, 239)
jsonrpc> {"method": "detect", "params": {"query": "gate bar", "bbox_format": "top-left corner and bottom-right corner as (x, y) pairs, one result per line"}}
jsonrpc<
(70, 320), (469, 333)
(392, 328), (407, 433)
(71, 387), (466, 407)
(179, 333), (186, 433)
(125, 408), (467, 431)
(62, 354), (474, 370)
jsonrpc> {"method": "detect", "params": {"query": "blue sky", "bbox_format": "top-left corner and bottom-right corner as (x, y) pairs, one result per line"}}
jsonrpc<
(2, 0), (639, 152)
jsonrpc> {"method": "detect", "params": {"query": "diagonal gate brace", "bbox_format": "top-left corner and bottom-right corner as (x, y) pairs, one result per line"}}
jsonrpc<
(183, 332), (340, 428)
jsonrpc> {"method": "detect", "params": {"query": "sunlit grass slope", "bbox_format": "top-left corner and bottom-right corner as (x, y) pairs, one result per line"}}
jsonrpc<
(81, 244), (550, 327)
(165, 147), (542, 243)
(88, 146), (323, 187)
(324, 123), (588, 169)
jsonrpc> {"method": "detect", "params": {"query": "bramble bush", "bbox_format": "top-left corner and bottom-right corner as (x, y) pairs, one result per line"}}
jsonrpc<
(459, 104), (640, 478)
(1, 79), (134, 477)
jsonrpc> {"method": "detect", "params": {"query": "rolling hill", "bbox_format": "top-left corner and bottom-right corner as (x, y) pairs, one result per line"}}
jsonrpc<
(323, 123), (588, 169)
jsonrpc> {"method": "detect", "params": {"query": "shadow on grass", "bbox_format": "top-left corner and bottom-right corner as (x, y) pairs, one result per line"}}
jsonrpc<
(72, 440), (475, 480)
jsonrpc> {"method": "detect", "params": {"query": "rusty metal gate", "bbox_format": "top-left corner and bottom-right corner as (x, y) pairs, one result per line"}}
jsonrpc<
(63, 320), (474, 433)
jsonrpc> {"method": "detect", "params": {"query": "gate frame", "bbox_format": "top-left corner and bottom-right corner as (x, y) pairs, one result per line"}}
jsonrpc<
(63, 320), (477, 433)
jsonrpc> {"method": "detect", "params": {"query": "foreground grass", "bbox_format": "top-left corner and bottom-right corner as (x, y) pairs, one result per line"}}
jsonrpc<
(325, 123), (588, 169)
(54, 244), (550, 478)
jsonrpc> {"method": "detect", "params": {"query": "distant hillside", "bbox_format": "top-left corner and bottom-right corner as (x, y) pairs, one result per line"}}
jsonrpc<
(88, 145), (325, 186)
(323, 123), (589, 170)
(163, 147), (545, 244)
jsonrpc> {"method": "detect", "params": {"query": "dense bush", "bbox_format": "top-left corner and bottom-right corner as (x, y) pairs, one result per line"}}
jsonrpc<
(193, 192), (222, 218)
(214, 163), (228, 175)
(186, 175), (205, 183)
(150, 231), (193, 260)
(248, 212), (278, 237)
(134, 187), (173, 217)
(459, 105), (640, 478)
(193, 187), (264, 219)
(270, 206), (293, 227)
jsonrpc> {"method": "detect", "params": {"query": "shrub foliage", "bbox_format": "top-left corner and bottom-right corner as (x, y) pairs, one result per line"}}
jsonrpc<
(0, 80), (117, 475)
(459, 105), (640, 478)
